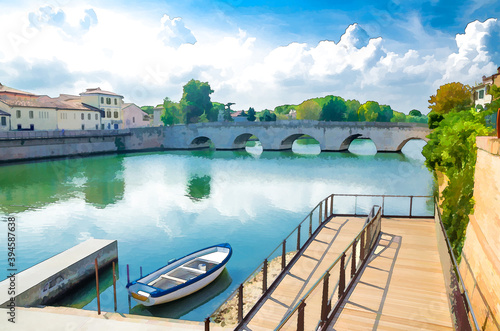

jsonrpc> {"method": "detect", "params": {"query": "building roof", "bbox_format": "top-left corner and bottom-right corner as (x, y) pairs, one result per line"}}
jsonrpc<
(231, 110), (247, 117)
(0, 109), (11, 116)
(0, 94), (101, 113)
(80, 87), (123, 98)
(0, 83), (37, 96)
(482, 67), (500, 83)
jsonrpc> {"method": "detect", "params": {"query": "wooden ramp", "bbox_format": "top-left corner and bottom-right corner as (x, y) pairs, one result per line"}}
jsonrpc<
(240, 216), (365, 331)
(327, 218), (453, 330)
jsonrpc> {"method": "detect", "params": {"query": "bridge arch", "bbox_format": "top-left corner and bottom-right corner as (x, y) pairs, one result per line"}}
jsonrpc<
(339, 134), (363, 151)
(189, 136), (214, 149)
(396, 137), (428, 151)
(280, 133), (321, 150)
(232, 133), (261, 150)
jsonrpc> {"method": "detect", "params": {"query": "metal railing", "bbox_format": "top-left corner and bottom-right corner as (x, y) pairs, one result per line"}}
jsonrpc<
(275, 205), (382, 331)
(205, 194), (434, 330)
(0, 129), (131, 140)
(434, 200), (481, 331)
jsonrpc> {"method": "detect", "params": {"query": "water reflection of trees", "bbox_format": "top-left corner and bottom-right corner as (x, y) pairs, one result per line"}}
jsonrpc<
(186, 175), (212, 201)
(82, 156), (125, 208)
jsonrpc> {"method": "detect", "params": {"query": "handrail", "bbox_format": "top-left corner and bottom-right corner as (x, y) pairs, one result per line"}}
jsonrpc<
(206, 194), (433, 329)
(434, 199), (480, 330)
(275, 205), (382, 330)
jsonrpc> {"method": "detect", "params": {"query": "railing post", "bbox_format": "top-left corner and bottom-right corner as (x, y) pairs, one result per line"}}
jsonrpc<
(282, 240), (286, 270)
(360, 229), (365, 261)
(297, 299), (306, 331)
(309, 213), (312, 237)
(382, 196), (385, 216)
(354, 196), (358, 215)
(297, 225), (301, 251)
(319, 203), (323, 225)
(205, 317), (210, 331)
(320, 271), (330, 324)
(409, 196), (413, 217)
(263, 258), (268, 293)
(113, 261), (117, 312)
(351, 240), (357, 278)
(330, 194), (334, 216)
(338, 252), (346, 299)
(127, 264), (130, 284)
(238, 284), (244, 323)
(324, 198), (328, 221)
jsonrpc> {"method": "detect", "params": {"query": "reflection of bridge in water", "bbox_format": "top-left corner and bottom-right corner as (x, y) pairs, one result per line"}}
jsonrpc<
(163, 120), (430, 153)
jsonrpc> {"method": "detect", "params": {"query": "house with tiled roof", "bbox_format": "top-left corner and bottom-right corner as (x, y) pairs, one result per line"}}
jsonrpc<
(80, 88), (124, 129)
(473, 67), (500, 109)
(0, 109), (11, 131)
(122, 103), (150, 128)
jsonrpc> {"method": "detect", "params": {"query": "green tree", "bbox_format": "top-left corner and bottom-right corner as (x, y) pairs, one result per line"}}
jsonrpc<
(274, 105), (296, 115)
(161, 97), (183, 126)
(378, 105), (394, 122)
(211, 102), (225, 122)
(345, 100), (361, 121)
(223, 108), (233, 122)
(422, 109), (492, 257)
(409, 109), (422, 117)
(180, 79), (214, 123)
(358, 101), (380, 122)
(320, 97), (346, 121)
(390, 111), (407, 122)
(428, 82), (472, 115)
(258, 109), (277, 122)
(428, 112), (445, 129)
(296, 100), (321, 120)
(247, 107), (256, 122)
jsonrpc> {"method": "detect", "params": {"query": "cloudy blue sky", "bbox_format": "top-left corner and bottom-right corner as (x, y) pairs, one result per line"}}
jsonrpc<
(0, 0), (499, 114)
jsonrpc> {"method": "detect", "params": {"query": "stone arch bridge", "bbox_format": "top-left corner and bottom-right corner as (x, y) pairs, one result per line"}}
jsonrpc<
(162, 120), (430, 152)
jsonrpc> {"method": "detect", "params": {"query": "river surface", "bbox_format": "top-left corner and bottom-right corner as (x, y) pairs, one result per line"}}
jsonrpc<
(0, 139), (433, 321)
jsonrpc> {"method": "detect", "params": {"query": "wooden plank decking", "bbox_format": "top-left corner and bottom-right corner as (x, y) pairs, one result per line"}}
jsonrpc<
(241, 216), (366, 331)
(327, 218), (453, 330)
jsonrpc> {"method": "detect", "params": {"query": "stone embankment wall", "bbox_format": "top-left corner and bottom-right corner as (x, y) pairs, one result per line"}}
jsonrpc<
(459, 137), (500, 330)
(0, 127), (164, 163)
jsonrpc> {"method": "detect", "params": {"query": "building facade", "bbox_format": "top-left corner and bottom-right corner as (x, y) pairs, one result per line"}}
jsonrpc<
(80, 88), (124, 130)
(122, 103), (151, 128)
(0, 109), (11, 131)
(473, 67), (500, 109)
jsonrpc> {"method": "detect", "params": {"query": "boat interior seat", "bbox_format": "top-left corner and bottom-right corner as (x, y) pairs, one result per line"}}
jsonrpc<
(160, 274), (187, 284)
(199, 251), (227, 263)
(180, 265), (206, 274)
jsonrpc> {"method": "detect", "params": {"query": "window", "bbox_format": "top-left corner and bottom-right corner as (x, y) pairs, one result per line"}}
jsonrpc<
(82, 124), (85, 130)
(101, 124), (104, 130)
(16, 110), (21, 118)
(29, 111), (34, 119)
(1, 117), (6, 126)
(95, 124), (98, 130)
(133, 117), (135, 123)
(107, 110), (111, 118)
(106, 97), (111, 104)
(114, 111), (118, 118)
(101, 97), (104, 103)
(95, 114), (98, 120)
(114, 99), (117, 105)
(88, 113), (91, 120)
(17, 124), (21, 130)
(479, 90), (485, 99)
(81, 113), (84, 120)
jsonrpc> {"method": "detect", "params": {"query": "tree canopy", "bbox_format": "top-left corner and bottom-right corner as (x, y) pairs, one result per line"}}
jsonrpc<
(180, 79), (214, 123)
(258, 109), (277, 121)
(319, 96), (346, 121)
(296, 100), (321, 120)
(428, 82), (472, 115)
(247, 107), (256, 121)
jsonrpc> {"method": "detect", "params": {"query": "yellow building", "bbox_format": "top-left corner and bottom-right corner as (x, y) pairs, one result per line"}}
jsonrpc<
(54, 94), (102, 130)
(473, 67), (500, 109)
(80, 88), (124, 130)
(0, 109), (11, 131)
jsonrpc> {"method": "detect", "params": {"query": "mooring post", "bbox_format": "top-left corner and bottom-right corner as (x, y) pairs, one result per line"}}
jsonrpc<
(263, 258), (268, 293)
(113, 261), (117, 312)
(238, 284), (244, 323)
(282, 239), (286, 270)
(205, 317), (210, 331)
(320, 271), (330, 324)
(127, 264), (130, 284)
(95, 258), (101, 315)
(297, 299), (306, 331)
(140, 266), (143, 278)
(409, 196), (413, 217)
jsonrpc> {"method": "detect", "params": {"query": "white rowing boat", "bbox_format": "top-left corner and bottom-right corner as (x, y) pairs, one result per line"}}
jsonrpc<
(126, 243), (232, 306)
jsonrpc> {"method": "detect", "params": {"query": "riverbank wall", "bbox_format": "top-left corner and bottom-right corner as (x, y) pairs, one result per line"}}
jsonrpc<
(0, 127), (164, 163)
(459, 136), (500, 330)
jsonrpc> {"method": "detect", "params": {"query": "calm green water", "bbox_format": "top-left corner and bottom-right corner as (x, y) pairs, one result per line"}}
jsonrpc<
(0, 139), (433, 321)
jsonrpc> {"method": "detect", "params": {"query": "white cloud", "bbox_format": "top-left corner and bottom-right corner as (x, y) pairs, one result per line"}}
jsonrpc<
(0, 2), (498, 115)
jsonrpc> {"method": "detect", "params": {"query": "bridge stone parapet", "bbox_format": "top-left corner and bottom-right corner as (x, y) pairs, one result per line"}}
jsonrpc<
(162, 120), (430, 152)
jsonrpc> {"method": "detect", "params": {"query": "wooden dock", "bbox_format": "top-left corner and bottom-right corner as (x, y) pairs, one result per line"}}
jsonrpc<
(328, 217), (453, 330)
(240, 216), (366, 330)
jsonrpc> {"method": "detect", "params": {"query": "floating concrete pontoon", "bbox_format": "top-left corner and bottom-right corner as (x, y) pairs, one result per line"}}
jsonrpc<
(0, 239), (117, 307)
